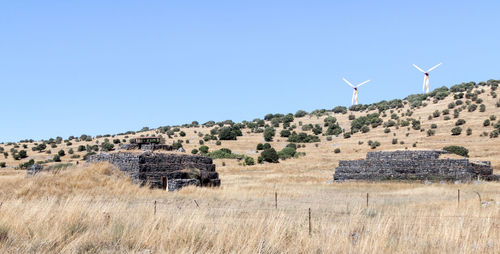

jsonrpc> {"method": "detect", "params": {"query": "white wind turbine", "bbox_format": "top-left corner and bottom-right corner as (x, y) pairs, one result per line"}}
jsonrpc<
(413, 63), (442, 93)
(343, 78), (370, 105)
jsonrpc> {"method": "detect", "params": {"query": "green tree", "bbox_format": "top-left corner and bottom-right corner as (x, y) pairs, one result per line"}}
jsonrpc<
(261, 148), (279, 163)
(264, 127), (276, 142)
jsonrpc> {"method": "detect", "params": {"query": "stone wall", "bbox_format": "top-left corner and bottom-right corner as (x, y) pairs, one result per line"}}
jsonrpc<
(87, 152), (220, 190)
(334, 150), (499, 182)
(118, 144), (173, 151)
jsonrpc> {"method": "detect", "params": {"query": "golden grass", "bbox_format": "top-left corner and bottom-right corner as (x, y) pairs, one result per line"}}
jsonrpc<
(0, 163), (499, 253)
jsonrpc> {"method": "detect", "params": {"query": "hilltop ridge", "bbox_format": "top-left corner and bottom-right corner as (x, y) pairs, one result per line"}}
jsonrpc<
(1, 79), (499, 172)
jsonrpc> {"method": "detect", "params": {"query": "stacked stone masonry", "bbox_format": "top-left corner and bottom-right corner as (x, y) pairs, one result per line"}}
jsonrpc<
(334, 150), (499, 182)
(87, 152), (220, 191)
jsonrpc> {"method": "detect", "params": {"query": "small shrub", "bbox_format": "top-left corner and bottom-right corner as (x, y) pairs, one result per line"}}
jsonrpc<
(18, 150), (28, 159)
(343, 132), (351, 139)
(455, 119), (466, 126)
(0, 162), (6, 168)
(466, 128), (472, 136)
(199, 145), (209, 154)
(216, 141), (222, 146)
(392, 138), (398, 144)
(479, 104), (486, 112)
(361, 126), (370, 133)
(468, 104), (477, 112)
(295, 110), (308, 118)
(244, 157), (255, 165)
(191, 149), (198, 154)
(264, 127), (276, 142)
(483, 119), (490, 127)
(256, 143), (264, 150)
(433, 110), (440, 117)
(370, 141), (381, 149)
(334, 148), (341, 153)
(280, 129), (291, 137)
(490, 130), (499, 138)
(427, 129), (435, 136)
(443, 146), (469, 157)
(53, 155), (61, 162)
(431, 124), (437, 129)
(451, 127), (462, 136)
(261, 148), (279, 163)
(101, 142), (114, 152)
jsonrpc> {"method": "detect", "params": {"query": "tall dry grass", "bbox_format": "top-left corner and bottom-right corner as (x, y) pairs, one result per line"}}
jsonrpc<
(0, 163), (499, 253)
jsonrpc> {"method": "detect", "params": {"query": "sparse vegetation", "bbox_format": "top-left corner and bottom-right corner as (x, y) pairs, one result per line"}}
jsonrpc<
(443, 145), (469, 157)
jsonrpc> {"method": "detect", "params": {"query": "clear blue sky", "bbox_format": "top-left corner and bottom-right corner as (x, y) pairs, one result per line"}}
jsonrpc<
(1, 1), (499, 142)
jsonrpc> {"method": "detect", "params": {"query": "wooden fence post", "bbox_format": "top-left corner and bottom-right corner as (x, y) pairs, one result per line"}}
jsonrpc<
(457, 189), (460, 207)
(275, 192), (277, 209)
(366, 193), (369, 208)
(308, 208), (312, 237)
(154, 200), (157, 215)
(194, 200), (200, 208)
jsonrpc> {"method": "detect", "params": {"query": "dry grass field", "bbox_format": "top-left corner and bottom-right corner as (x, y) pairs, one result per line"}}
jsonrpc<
(1, 81), (500, 253)
(0, 162), (499, 253)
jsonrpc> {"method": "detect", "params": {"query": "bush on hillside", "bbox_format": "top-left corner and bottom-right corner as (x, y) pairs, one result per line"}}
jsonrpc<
(288, 132), (320, 143)
(101, 142), (114, 152)
(443, 146), (469, 157)
(280, 129), (291, 137)
(261, 148), (279, 163)
(18, 150), (28, 159)
(455, 119), (466, 126)
(294, 110), (308, 118)
(278, 146), (296, 160)
(451, 127), (462, 136)
(244, 156), (255, 165)
(199, 145), (209, 154)
(263, 127), (276, 142)
(218, 126), (238, 140)
(483, 119), (490, 127)
(332, 106), (347, 114)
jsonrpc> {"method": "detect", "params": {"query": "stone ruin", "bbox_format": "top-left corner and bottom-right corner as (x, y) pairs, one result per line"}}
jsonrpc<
(118, 143), (174, 151)
(334, 150), (499, 182)
(27, 164), (43, 176)
(87, 152), (220, 191)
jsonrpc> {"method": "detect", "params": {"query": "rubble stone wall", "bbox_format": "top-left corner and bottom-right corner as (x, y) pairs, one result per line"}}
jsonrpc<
(334, 150), (498, 182)
(87, 152), (220, 190)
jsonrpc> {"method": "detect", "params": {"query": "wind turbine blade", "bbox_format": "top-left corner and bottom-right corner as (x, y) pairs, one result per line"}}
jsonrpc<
(413, 64), (425, 73)
(356, 80), (370, 87)
(426, 62), (442, 72)
(343, 78), (355, 88)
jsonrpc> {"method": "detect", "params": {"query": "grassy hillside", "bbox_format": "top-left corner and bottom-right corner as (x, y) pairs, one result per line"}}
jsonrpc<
(0, 80), (499, 252)
(1, 79), (499, 172)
